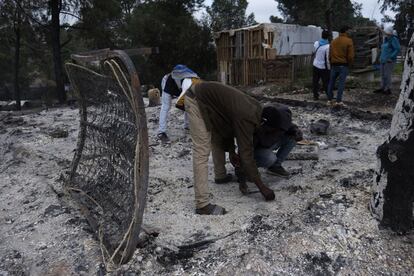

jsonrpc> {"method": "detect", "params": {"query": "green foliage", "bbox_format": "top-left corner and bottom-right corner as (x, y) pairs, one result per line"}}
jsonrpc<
(207, 0), (257, 32)
(380, 0), (414, 44)
(78, 0), (124, 48)
(270, 15), (284, 23)
(274, 0), (375, 30)
(0, 0), (221, 98)
(0, 1), (39, 92)
(127, 0), (216, 85)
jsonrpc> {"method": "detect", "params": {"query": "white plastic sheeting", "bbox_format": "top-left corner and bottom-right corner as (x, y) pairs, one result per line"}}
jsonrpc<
(215, 23), (339, 56)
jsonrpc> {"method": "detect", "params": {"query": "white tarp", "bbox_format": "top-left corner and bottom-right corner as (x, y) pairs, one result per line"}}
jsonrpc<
(215, 23), (339, 56)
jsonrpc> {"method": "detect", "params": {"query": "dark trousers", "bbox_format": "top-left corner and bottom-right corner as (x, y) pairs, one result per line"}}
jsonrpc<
(312, 66), (330, 98)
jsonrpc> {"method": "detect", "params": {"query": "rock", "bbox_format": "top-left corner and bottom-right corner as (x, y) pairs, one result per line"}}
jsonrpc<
(176, 149), (190, 158)
(3, 116), (24, 125)
(49, 128), (69, 138)
(43, 204), (68, 217)
(310, 119), (330, 135)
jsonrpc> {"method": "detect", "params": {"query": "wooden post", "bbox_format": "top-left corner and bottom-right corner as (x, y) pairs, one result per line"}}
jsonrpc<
(370, 34), (414, 233)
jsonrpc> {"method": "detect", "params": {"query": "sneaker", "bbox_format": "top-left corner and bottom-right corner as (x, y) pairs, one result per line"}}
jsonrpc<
(327, 100), (333, 107)
(157, 132), (170, 144)
(267, 165), (290, 178)
(373, 88), (384, 94)
(214, 173), (233, 184)
(195, 203), (227, 215)
(334, 101), (345, 107)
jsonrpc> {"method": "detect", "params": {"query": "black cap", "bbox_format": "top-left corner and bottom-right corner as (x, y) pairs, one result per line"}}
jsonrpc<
(261, 104), (293, 131)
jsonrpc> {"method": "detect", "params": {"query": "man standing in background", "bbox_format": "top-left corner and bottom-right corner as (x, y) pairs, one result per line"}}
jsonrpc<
(327, 26), (354, 107)
(373, 26), (401, 95)
(312, 30), (331, 100)
(157, 65), (199, 143)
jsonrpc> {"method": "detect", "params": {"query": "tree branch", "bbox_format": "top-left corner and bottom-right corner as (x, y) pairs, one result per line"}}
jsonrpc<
(60, 10), (82, 21)
(13, 0), (48, 28)
(60, 23), (88, 31)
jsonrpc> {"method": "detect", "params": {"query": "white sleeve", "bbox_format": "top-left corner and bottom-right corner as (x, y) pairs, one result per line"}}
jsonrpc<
(181, 78), (193, 94)
(161, 74), (168, 92)
(326, 46), (331, 70)
(313, 41), (319, 52)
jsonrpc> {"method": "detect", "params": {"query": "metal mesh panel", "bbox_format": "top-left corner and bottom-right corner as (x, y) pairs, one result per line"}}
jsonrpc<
(65, 50), (149, 268)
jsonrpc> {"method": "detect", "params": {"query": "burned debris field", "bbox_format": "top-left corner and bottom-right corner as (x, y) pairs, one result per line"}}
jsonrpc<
(1, 92), (413, 275)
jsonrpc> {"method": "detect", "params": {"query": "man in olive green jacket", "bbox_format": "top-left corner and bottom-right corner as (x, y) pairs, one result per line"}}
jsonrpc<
(185, 81), (301, 215)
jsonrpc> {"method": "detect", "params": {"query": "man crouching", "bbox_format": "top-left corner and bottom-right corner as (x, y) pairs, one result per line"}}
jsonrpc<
(184, 81), (300, 215)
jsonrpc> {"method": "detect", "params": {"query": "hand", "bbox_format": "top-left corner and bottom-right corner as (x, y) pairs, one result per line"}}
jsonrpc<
(259, 186), (275, 201)
(294, 128), (303, 141)
(229, 152), (241, 167)
(286, 125), (303, 141)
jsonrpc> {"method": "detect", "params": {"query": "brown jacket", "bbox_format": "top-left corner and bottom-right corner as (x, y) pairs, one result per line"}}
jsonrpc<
(193, 81), (263, 183)
(330, 33), (354, 65)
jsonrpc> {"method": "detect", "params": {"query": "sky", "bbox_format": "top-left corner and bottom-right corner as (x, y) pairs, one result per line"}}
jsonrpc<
(201, 0), (395, 26)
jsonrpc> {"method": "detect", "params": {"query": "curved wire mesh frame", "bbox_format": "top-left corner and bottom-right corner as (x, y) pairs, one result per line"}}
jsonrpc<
(65, 49), (149, 267)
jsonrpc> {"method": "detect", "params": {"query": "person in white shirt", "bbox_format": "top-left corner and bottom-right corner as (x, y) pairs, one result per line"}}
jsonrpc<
(157, 65), (199, 143)
(312, 30), (331, 100)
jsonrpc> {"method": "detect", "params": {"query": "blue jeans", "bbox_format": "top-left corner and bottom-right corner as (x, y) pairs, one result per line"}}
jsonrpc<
(327, 65), (349, 102)
(254, 135), (296, 168)
(380, 62), (395, 91)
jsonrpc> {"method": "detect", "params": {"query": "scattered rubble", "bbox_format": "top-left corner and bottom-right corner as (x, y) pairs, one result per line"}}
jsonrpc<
(0, 88), (413, 275)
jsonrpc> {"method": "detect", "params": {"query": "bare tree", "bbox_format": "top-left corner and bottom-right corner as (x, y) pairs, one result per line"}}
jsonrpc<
(0, 1), (23, 110)
(15, 0), (81, 104)
(371, 33), (414, 233)
(49, 0), (66, 104)
(325, 0), (333, 41)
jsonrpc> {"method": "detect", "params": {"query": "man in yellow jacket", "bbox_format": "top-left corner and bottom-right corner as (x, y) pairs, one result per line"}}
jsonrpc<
(327, 26), (355, 107)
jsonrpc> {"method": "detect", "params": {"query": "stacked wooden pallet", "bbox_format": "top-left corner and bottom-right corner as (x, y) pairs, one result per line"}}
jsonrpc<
(352, 26), (382, 69)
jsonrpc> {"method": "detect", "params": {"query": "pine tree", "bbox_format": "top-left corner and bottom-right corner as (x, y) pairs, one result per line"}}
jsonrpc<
(207, 0), (257, 32)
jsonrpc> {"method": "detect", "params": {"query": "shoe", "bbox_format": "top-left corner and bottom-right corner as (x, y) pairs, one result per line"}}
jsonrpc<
(383, 89), (391, 95)
(157, 132), (169, 143)
(327, 100), (333, 107)
(313, 94), (319, 100)
(373, 88), (384, 94)
(267, 165), (290, 178)
(214, 173), (233, 184)
(334, 101), (345, 107)
(196, 203), (227, 215)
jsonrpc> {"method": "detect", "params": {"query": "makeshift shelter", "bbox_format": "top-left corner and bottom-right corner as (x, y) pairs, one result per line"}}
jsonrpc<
(214, 23), (333, 86)
(215, 23), (384, 85)
(351, 26), (383, 81)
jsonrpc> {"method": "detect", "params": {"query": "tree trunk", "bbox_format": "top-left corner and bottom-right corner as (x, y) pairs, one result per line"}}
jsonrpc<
(370, 34), (414, 233)
(13, 9), (22, 111)
(49, 0), (66, 104)
(325, 0), (333, 41)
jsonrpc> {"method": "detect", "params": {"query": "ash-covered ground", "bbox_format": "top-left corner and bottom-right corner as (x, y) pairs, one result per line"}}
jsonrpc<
(1, 82), (413, 275)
